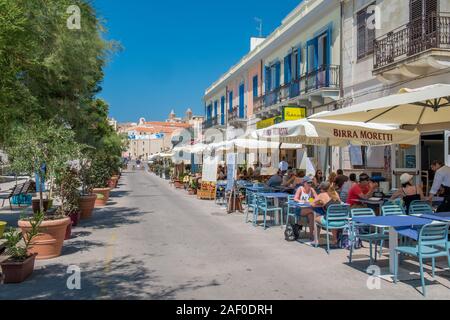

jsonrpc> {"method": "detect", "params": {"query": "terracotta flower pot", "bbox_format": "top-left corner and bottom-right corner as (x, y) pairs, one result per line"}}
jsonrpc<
(65, 222), (72, 241)
(31, 199), (50, 213)
(1, 254), (37, 284)
(93, 188), (110, 207)
(69, 211), (81, 227)
(18, 217), (71, 260)
(79, 195), (96, 220)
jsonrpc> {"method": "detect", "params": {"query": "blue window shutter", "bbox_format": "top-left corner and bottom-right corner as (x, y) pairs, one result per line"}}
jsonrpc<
(297, 47), (302, 78)
(229, 91), (233, 112)
(239, 83), (245, 118)
(265, 66), (271, 92)
(284, 54), (292, 84)
(207, 104), (212, 120)
(275, 62), (281, 88)
(214, 100), (218, 118)
(252, 75), (258, 98)
(220, 96), (225, 125)
(306, 38), (318, 72)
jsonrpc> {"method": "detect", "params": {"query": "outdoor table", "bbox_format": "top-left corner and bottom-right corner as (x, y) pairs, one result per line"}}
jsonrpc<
(356, 198), (385, 214)
(352, 215), (432, 276)
(259, 192), (290, 226)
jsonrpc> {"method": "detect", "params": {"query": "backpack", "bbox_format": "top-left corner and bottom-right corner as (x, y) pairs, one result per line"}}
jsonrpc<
(284, 224), (303, 241)
(337, 229), (362, 250)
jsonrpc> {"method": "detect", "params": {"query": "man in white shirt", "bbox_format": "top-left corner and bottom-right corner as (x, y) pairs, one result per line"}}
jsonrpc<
(429, 160), (450, 212)
(278, 157), (289, 175)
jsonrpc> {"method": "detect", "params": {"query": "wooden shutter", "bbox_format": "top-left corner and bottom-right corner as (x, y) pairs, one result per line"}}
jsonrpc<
(357, 10), (367, 59)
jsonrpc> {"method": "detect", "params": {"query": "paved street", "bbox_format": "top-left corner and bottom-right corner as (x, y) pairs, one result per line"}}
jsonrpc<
(1, 169), (450, 300)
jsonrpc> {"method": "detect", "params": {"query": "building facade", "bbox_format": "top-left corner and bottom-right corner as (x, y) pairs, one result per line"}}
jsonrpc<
(203, 0), (342, 170)
(339, 0), (450, 188)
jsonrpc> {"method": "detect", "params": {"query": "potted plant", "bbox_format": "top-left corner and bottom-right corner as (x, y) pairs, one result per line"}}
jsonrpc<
(54, 167), (81, 240)
(90, 153), (113, 207)
(6, 122), (77, 260)
(78, 156), (97, 219)
(1, 212), (44, 283)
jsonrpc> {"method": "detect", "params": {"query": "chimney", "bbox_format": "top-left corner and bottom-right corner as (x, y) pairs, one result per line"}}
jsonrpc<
(250, 37), (265, 51)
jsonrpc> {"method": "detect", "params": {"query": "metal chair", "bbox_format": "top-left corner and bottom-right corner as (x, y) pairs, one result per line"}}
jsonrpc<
(256, 194), (283, 230)
(245, 191), (258, 225)
(316, 204), (350, 254)
(349, 208), (389, 264)
(394, 223), (450, 297)
(409, 202), (434, 216)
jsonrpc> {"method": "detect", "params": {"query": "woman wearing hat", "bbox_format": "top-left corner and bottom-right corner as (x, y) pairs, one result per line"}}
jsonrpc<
(390, 173), (425, 214)
(293, 176), (318, 241)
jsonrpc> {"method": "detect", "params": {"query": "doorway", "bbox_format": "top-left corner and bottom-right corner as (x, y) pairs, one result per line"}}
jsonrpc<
(421, 132), (445, 194)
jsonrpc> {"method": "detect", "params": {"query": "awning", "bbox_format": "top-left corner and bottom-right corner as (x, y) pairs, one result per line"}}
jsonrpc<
(309, 84), (450, 125)
(252, 118), (420, 146)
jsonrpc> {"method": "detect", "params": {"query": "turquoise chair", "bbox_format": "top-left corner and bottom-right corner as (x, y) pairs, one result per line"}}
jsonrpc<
(380, 204), (407, 253)
(316, 204), (350, 254)
(394, 223), (450, 296)
(285, 196), (310, 237)
(256, 194), (283, 230)
(381, 204), (406, 216)
(245, 191), (258, 225)
(409, 202), (434, 216)
(349, 208), (389, 264)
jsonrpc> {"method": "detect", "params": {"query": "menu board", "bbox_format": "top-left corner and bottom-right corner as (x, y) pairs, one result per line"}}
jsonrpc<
(202, 156), (218, 183)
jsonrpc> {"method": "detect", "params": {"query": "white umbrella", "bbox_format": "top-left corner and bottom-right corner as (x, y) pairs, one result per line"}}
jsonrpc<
(253, 118), (420, 146)
(309, 84), (450, 125)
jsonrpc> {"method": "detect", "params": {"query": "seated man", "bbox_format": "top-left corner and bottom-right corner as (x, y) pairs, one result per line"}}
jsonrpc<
(267, 170), (283, 188)
(346, 173), (377, 207)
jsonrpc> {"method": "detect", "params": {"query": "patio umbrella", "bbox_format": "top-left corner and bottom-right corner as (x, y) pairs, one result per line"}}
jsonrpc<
(309, 84), (450, 126)
(252, 118), (420, 147)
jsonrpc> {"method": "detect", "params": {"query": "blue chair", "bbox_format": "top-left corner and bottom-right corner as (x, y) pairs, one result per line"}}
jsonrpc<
(349, 208), (389, 264)
(256, 194), (283, 230)
(316, 204), (350, 254)
(394, 223), (450, 296)
(381, 204), (406, 216)
(409, 202), (434, 216)
(245, 191), (258, 224)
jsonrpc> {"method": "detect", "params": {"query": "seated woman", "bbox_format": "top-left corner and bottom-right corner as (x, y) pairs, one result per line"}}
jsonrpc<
(293, 177), (318, 241)
(390, 173), (425, 213)
(314, 182), (342, 245)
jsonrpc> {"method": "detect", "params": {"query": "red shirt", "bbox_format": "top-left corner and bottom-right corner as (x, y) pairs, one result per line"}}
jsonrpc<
(347, 184), (370, 206)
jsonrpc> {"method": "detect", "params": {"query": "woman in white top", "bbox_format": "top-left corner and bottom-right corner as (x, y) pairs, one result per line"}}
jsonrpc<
(294, 177), (318, 241)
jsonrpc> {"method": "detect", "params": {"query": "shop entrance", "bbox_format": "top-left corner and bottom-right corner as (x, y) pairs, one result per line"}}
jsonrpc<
(420, 132), (446, 195)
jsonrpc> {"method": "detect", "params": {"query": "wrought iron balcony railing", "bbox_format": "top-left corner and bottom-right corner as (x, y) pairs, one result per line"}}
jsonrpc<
(253, 64), (340, 112)
(202, 116), (218, 130)
(374, 12), (450, 69)
(227, 106), (247, 123)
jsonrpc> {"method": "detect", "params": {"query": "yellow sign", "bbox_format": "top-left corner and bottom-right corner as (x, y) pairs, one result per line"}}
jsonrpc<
(257, 116), (282, 130)
(283, 106), (307, 121)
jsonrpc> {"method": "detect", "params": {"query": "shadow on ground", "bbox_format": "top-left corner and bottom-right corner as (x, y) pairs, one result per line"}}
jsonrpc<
(79, 207), (151, 230)
(0, 255), (222, 300)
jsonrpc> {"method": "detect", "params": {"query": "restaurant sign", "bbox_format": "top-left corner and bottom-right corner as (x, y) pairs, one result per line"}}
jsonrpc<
(256, 116), (282, 130)
(283, 106), (307, 121)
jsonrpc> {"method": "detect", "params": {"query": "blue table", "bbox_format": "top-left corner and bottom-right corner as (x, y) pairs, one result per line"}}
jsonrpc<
(353, 215), (433, 274)
(259, 193), (290, 226)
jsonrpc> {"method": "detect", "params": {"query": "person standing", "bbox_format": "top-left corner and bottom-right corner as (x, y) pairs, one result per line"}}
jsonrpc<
(278, 157), (289, 175)
(429, 160), (450, 213)
(334, 169), (349, 192)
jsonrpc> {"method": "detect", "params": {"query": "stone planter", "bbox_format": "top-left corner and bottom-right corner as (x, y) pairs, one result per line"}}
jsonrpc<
(79, 195), (96, 219)
(93, 188), (111, 207)
(1, 254), (37, 284)
(18, 218), (71, 260)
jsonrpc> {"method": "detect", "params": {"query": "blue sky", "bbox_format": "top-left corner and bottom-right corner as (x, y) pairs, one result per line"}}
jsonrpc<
(94, 0), (302, 122)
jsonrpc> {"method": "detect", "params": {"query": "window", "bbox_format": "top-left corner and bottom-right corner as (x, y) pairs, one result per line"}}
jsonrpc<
(284, 53), (292, 84)
(357, 3), (376, 59)
(252, 75), (258, 98)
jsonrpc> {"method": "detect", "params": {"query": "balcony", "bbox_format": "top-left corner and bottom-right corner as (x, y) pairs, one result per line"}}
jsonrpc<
(373, 13), (450, 82)
(253, 65), (340, 114)
(202, 116), (218, 130)
(227, 107), (247, 127)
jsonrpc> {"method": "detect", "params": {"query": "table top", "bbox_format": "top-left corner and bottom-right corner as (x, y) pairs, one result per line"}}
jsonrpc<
(419, 212), (450, 222)
(353, 215), (432, 228)
(288, 201), (313, 208)
(357, 198), (386, 205)
(260, 192), (291, 198)
(246, 186), (270, 192)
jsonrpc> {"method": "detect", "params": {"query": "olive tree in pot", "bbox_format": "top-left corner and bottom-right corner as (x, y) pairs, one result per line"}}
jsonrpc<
(55, 167), (81, 240)
(6, 122), (76, 260)
(1, 212), (44, 283)
(90, 153), (113, 207)
(78, 155), (97, 219)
